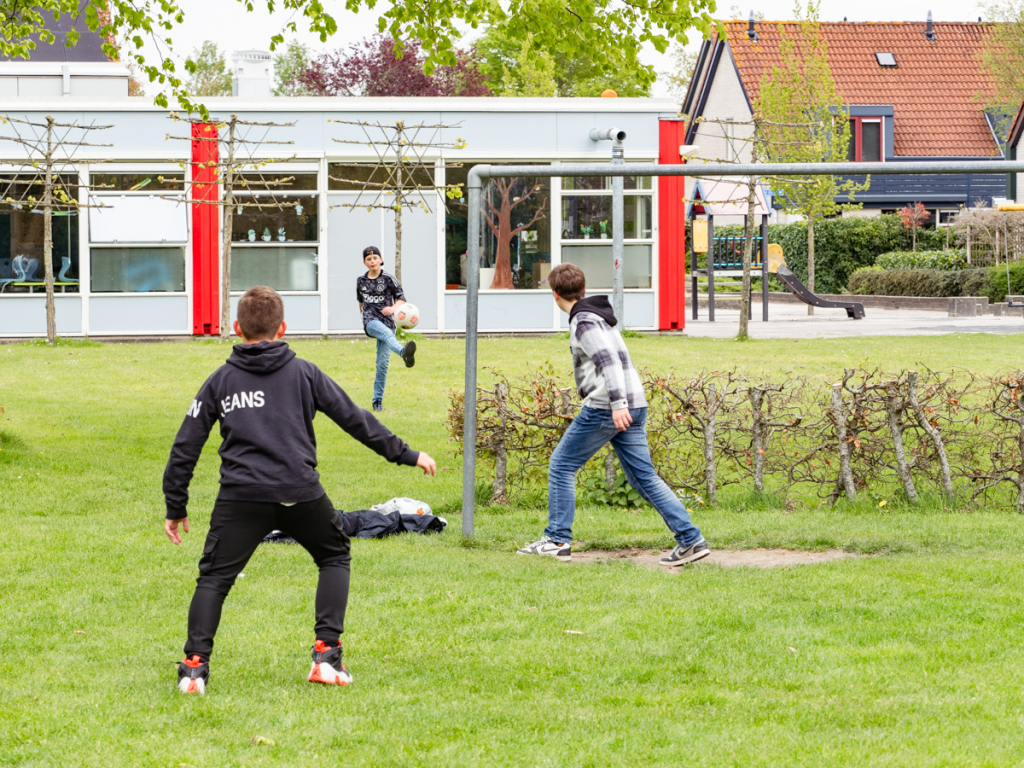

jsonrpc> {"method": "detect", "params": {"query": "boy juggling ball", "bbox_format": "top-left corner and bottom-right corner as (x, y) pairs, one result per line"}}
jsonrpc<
(356, 245), (417, 412)
(516, 263), (710, 567)
(164, 286), (437, 694)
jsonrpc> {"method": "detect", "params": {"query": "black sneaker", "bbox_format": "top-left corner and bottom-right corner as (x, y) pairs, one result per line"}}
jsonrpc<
(177, 655), (209, 694)
(308, 640), (352, 686)
(372, 400), (383, 411)
(659, 538), (711, 567)
(402, 340), (416, 368)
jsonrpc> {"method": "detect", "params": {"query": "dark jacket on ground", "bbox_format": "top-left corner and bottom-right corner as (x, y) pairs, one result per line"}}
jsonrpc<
(163, 341), (419, 519)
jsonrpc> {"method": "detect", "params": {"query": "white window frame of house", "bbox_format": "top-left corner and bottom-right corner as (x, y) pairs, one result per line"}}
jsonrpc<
(228, 162), (321, 296)
(723, 120), (739, 163)
(937, 209), (959, 227)
(85, 165), (190, 297)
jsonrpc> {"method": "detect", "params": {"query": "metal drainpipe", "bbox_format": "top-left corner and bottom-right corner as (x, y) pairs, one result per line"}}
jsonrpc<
(612, 140), (624, 324)
(589, 128), (627, 322)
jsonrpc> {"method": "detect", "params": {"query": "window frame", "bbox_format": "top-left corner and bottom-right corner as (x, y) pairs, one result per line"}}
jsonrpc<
(848, 117), (885, 163)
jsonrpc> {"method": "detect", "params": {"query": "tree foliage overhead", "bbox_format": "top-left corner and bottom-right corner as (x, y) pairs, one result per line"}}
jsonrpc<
(0, 0), (716, 113)
(298, 35), (490, 97)
(474, 26), (651, 97)
(183, 41), (232, 98)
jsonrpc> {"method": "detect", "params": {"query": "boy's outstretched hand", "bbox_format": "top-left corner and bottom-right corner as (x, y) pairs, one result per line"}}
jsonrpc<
(416, 452), (438, 476)
(165, 517), (189, 544)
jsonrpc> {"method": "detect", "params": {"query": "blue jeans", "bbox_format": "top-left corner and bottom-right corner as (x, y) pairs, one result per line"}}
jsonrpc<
(545, 406), (703, 546)
(364, 319), (405, 401)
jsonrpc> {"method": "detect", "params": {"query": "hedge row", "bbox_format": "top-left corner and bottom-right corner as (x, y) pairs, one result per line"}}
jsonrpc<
(875, 249), (968, 271)
(709, 215), (948, 294)
(847, 262), (1024, 301)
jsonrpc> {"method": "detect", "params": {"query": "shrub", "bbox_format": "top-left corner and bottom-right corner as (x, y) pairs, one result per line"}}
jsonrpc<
(709, 215), (949, 295)
(985, 261), (1024, 303)
(876, 250), (968, 271)
(846, 267), (992, 298)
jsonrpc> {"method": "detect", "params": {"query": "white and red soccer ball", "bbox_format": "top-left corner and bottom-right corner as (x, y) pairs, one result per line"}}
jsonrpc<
(394, 302), (420, 329)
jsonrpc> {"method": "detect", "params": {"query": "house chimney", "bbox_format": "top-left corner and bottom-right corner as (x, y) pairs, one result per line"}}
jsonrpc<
(232, 50), (272, 98)
(747, 11), (758, 41)
(925, 11), (937, 41)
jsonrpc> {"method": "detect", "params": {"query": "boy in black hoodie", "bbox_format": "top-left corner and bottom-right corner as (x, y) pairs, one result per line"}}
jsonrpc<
(516, 264), (709, 566)
(164, 286), (436, 694)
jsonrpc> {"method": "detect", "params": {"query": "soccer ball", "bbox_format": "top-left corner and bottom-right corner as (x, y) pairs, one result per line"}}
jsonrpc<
(394, 302), (420, 329)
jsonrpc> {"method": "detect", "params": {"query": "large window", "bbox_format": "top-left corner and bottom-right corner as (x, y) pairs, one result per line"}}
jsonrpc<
(560, 173), (653, 289)
(0, 176), (80, 295)
(444, 163), (552, 290)
(88, 172), (186, 293)
(230, 172), (319, 292)
(847, 118), (883, 162)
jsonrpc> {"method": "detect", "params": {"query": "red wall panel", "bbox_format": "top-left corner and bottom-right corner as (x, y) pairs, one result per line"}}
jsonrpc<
(191, 123), (220, 335)
(658, 119), (687, 330)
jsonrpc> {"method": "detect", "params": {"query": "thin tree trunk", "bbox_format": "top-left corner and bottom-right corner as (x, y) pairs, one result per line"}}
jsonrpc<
(703, 383), (718, 504)
(906, 371), (954, 496)
(491, 382), (508, 504)
(806, 215), (815, 316)
(604, 448), (617, 490)
(884, 382), (918, 502)
(394, 138), (404, 283)
(831, 383), (857, 501)
(749, 388), (766, 492)
(44, 116), (56, 343)
(739, 176), (757, 339)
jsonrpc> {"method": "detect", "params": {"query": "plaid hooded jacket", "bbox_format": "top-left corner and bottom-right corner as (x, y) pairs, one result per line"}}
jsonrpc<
(567, 296), (647, 411)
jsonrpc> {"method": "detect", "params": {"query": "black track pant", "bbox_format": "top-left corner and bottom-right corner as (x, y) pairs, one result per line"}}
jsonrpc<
(183, 494), (351, 661)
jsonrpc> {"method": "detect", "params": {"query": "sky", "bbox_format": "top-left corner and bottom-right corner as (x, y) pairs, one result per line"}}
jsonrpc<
(130, 0), (992, 98)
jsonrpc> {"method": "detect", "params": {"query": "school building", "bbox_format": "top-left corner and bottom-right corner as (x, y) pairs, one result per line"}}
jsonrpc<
(0, 56), (690, 337)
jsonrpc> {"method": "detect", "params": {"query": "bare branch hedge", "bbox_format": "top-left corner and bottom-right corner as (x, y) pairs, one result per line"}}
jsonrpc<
(447, 368), (1024, 510)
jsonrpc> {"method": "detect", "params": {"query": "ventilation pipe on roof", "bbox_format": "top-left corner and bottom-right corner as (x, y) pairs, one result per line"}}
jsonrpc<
(747, 11), (758, 41)
(926, 11), (937, 41)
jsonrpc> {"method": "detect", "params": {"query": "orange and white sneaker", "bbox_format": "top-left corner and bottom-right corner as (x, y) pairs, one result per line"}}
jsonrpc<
(177, 655), (209, 695)
(308, 640), (352, 686)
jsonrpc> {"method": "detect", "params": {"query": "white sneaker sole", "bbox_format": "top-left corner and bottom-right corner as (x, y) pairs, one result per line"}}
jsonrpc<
(308, 662), (353, 686)
(660, 547), (711, 567)
(177, 677), (206, 694)
(516, 546), (571, 560)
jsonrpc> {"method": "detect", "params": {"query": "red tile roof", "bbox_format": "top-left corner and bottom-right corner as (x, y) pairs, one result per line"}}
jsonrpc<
(722, 21), (1000, 157)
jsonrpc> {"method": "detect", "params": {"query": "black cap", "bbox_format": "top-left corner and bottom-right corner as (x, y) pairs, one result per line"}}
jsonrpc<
(363, 245), (381, 258)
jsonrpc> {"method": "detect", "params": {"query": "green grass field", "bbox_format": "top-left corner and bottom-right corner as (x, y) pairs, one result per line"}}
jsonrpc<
(3, 333), (1024, 766)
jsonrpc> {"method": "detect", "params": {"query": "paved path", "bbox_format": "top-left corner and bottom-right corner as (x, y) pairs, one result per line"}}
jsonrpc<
(683, 304), (1024, 339)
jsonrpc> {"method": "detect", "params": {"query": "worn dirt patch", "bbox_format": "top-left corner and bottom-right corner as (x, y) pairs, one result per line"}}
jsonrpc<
(571, 547), (863, 570)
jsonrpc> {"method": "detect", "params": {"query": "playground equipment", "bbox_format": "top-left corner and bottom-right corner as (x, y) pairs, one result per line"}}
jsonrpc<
(767, 243), (865, 319)
(995, 204), (1024, 313)
(687, 179), (769, 322)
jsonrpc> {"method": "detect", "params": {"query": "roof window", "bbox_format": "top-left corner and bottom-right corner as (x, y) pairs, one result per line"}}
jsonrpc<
(875, 52), (897, 67)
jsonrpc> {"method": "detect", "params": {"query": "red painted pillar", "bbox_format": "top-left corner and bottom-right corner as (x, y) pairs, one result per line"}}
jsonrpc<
(658, 118), (687, 330)
(191, 123), (220, 335)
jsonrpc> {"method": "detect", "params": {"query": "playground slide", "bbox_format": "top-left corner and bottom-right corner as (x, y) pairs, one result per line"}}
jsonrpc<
(775, 265), (865, 319)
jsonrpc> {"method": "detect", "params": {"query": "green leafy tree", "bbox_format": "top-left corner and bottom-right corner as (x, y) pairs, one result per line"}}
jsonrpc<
(473, 23), (670, 97)
(756, 0), (867, 314)
(183, 41), (232, 97)
(498, 35), (557, 97)
(1, 0), (714, 114)
(273, 40), (314, 96)
(980, 0), (1024, 107)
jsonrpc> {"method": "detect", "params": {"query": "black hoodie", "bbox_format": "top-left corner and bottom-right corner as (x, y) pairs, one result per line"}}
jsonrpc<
(162, 341), (419, 519)
(568, 295), (618, 327)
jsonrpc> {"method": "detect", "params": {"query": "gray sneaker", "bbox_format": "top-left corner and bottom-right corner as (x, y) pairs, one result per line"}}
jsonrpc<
(516, 535), (571, 560)
(659, 538), (710, 567)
